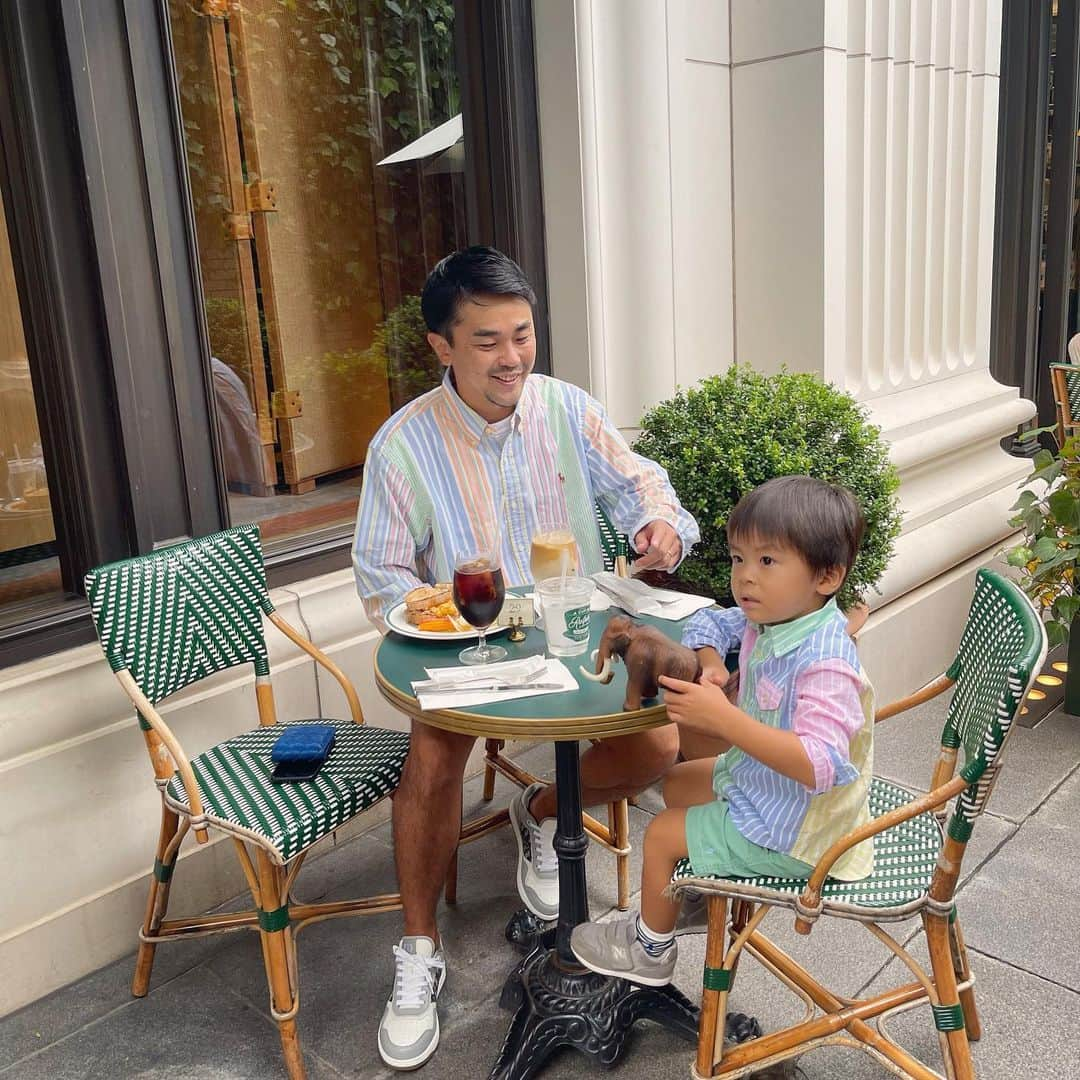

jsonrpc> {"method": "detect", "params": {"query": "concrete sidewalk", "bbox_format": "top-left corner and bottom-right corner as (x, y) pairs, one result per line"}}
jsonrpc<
(2, 696), (1078, 1079)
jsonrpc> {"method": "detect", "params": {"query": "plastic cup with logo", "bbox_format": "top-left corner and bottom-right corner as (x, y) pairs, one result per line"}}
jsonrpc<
(536, 576), (595, 657)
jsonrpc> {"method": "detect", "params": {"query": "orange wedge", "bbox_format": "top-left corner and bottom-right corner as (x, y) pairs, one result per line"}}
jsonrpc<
(418, 617), (455, 632)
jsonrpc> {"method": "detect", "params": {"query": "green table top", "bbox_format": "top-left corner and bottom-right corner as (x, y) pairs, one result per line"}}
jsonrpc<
(374, 600), (698, 741)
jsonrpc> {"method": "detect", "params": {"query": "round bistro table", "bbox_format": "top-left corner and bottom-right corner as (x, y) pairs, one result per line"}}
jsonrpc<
(374, 604), (699, 1080)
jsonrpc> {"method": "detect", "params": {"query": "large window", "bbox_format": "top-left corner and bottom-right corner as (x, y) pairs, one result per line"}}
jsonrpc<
(169, 0), (467, 549)
(0, 180), (62, 627)
(0, 0), (545, 666)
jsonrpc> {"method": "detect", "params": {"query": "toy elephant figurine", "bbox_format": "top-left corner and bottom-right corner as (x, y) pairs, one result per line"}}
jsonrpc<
(579, 614), (702, 710)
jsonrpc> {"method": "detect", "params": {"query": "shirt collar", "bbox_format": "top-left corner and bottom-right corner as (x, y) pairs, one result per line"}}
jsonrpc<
(755, 597), (839, 657)
(440, 368), (529, 446)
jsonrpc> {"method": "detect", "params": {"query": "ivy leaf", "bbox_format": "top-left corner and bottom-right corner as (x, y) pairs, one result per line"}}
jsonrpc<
(386, 0), (405, 15)
(1053, 595), (1080, 624)
(1046, 620), (1069, 649)
(332, 65), (351, 85)
(1034, 536), (1061, 562)
(1049, 489), (1080, 528)
(1011, 490), (1039, 511)
(378, 75), (400, 97)
(319, 33), (336, 48)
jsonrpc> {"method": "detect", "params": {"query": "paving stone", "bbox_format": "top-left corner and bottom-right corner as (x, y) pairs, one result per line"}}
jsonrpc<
(0, 967), (342, 1080)
(952, 764), (1080, 988)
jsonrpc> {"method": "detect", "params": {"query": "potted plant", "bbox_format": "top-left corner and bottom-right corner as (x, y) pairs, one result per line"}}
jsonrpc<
(632, 365), (903, 611)
(1006, 429), (1080, 714)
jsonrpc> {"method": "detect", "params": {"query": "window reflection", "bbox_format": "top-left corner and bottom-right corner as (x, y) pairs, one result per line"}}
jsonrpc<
(170, 0), (466, 546)
(0, 183), (62, 624)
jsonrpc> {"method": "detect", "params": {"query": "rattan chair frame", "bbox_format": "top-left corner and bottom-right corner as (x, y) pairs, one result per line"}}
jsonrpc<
(1050, 361), (1080, 448)
(679, 570), (1047, 1080)
(85, 526), (406, 1080)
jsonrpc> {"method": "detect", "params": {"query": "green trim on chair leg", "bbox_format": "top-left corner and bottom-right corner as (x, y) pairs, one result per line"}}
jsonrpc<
(152, 858), (175, 883)
(258, 906), (291, 933)
(932, 1003), (966, 1031)
(703, 966), (732, 992)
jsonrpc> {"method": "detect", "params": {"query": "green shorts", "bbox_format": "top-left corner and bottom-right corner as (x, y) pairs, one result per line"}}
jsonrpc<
(685, 798), (815, 880)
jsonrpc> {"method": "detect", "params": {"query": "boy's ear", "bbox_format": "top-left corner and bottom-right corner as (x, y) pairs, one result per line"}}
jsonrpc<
(816, 564), (846, 597)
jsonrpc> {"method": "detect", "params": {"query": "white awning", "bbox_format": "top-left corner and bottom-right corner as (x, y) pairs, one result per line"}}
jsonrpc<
(377, 114), (463, 167)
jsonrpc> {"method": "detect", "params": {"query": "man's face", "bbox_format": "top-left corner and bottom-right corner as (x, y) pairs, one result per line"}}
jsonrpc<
(427, 295), (536, 422)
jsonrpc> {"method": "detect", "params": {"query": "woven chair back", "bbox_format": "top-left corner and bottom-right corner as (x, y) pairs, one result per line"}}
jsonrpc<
(85, 524), (273, 705)
(1052, 362), (1080, 426)
(941, 569), (1045, 828)
(594, 501), (622, 573)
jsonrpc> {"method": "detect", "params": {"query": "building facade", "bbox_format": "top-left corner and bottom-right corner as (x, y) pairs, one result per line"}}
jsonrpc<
(0, 0), (1048, 1014)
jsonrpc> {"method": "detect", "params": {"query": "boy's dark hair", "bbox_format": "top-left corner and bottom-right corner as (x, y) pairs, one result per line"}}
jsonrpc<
(727, 476), (865, 589)
(421, 246), (537, 342)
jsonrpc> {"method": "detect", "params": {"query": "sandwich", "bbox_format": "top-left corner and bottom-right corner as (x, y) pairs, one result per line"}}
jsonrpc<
(403, 584), (469, 632)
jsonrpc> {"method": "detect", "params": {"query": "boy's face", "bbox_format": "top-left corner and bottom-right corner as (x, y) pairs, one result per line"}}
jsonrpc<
(729, 532), (844, 625)
(426, 295), (536, 422)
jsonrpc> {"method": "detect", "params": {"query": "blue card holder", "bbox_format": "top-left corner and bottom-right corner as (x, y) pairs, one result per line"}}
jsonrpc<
(271, 723), (337, 765)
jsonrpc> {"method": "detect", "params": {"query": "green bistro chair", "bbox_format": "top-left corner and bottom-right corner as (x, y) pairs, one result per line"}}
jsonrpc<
(675, 569), (1046, 1080)
(85, 524), (410, 1080)
(449, 500), (637, 911)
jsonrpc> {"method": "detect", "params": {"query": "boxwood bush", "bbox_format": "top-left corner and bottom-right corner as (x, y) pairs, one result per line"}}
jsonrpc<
(633, 366), (902, 610)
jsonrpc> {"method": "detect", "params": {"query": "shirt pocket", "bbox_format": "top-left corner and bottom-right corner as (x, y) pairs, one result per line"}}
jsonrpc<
(755, 675), (784, 713)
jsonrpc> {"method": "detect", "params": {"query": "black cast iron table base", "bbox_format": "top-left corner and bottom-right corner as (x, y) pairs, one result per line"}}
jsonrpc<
(491, 940), (699, 1080)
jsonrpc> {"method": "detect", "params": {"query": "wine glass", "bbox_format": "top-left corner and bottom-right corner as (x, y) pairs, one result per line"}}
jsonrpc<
(452, 549), (508, 664)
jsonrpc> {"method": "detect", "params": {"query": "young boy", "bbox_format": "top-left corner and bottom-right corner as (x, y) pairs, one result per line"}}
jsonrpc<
(571, 475), (874, 986)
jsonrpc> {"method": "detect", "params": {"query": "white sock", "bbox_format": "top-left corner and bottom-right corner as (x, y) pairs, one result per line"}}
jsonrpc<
(635, 914), (675, 956)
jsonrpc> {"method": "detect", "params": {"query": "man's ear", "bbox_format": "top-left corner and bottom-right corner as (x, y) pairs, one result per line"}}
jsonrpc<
(427, 331), (452, 367)
(817, 565), (846, 597)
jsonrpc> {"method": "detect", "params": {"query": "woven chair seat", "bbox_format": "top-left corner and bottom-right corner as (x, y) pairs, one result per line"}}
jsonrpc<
(165, 721), (410, 863)
(671, 777), (944, 921)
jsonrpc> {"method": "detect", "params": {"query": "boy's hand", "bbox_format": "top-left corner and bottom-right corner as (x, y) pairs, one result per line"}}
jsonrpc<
(659, 673), (733, 735)
(699, 664), (739, 705)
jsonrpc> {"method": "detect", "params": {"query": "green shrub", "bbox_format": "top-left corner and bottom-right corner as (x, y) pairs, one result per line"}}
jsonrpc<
(633, 366), (902, 610)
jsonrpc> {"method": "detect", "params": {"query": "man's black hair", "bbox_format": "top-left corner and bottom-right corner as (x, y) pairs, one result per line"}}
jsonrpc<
(726, 475), (865, 589)
(421, 246), (537, 342)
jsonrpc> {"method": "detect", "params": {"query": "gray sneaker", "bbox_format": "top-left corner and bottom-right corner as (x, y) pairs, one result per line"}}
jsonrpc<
(509, 782), (559, 919)
(378, 936), (446, 1070)
(570, 917), (677, 987)
(674, 888), (708, 937)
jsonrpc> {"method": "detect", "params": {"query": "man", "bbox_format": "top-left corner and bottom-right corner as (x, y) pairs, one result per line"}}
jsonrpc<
(353, 246), (699, 1070)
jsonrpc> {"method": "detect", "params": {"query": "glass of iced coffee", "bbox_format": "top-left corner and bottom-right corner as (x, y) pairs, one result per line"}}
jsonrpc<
(530, 517), (579, 584)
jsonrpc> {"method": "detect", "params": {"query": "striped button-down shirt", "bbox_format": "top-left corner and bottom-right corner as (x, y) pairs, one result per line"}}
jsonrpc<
(682, 599), (874, 880)
(353, 371), (700, 628)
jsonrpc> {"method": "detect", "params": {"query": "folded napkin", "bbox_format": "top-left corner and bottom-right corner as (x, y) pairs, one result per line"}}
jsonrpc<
(413, 656), (577, 710)
(589, 571), (714, 621)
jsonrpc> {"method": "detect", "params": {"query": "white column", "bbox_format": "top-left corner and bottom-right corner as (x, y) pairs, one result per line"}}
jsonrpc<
(536, 0), (1028, 702)
(533, 0), (734, 432)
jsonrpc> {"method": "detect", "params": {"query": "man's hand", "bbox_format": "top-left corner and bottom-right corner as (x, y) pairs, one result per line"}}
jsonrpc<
(659, 673), (733, 736)
(631, 520), (682, 572)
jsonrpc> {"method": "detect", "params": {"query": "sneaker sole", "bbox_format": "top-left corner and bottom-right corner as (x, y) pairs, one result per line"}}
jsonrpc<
(509, 796), (559, 920)
(377, 1018), (439, 1072)
(569, 942), (673, 988)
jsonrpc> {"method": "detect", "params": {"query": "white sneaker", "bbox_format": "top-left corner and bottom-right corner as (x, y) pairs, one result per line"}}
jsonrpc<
(377, 936), (446, 1070)
(509, 781), (559, 919)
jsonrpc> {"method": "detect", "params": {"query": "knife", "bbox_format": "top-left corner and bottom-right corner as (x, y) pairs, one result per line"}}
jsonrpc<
(414, 681), (564, 694)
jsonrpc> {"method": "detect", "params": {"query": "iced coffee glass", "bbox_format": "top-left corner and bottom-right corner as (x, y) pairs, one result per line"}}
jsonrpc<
(530, 516), (579, 583)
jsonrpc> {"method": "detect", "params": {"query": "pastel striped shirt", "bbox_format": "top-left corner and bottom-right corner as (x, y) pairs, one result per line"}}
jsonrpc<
(353, 371), (700, 628)
(682, 599), (874, 879)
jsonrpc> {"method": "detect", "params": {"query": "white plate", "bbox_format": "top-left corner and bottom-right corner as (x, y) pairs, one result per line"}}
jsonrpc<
(385, 600), (511, 643)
